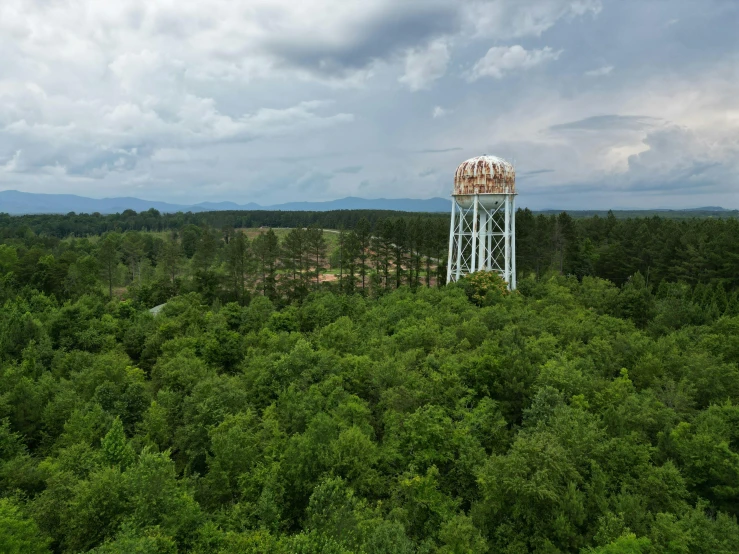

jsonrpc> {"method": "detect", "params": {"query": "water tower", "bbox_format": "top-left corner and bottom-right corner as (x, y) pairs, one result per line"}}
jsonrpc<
(446, 155), (516, 289)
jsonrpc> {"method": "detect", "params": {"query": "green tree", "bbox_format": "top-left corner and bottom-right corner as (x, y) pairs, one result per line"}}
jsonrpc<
(355, 218), (371, 291)
(122, 231), (146, 284)
(98, 233), (121, 298)
(618, 271), (656, 328)
(392, 219), (408, 288)
(342, 231), (361, 293)
(226, 230), (252, 305)
(0, 498), (50, 554)
(180, 224), (202, 258)
(306, 226), (327, 288)
(158, 233), (183, 293)
(126, 448), (202, 546)
(253, 229), (279, 299)
(101, 416), (134, 469)
(0, 244), (19, 275)
(282, 227), (306, 297)
(372, 219), (393, 291)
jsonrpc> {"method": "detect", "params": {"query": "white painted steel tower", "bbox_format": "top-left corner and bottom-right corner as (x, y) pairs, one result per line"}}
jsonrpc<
(446, 155), (516, 289)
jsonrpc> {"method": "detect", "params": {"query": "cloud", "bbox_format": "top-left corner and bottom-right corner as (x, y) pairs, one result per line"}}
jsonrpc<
(432, 106), (448, 118)
(0, 0), (594, 189)
(415, 147), (463, 153)
(585, 65), (613, 76)
(0, 0), (736, 209)
(525, 123), (739, 204)
(462, 0), (602, 39)
(335, 165), (362, 174)
(261, 2), (460, 80)
(399, 39), (450, 91)
(252, 0), (600, 80)
(0, 150), (22, 173)
(1, 94), (353, 179)
(468, 45), (562, 80)
(622, 125), (737, 190)
(549, 115), (662, 132)
(519, 169), (555, 176)
(151, 149), (192, 163)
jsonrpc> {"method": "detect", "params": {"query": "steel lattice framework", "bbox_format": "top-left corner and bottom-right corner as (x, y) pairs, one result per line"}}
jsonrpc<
(446, 193), (516, 289)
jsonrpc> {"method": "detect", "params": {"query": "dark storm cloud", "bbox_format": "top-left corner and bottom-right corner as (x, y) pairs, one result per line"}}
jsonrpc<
(549, 115), (661, 132)
(539, 0), (739, 78)
(524, 160), (732, 202)
(263, 3), (460, 76)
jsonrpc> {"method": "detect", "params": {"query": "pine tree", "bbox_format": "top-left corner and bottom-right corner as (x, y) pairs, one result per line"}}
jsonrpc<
(306, 226), (327, 288)
(337, 227), (346, 292)
(553, 212), (576, 274)
(692, 282), (709, 306)
(435, 218), (448, 287)
(281, 228), (308, 300)
(618, 272), (656, 328)
(158, 233), (183, 293)
(379, 219), (394, 290)
(121, 231), (146, 284)
(253, 229), (279, 300)
(192, 226), (219, 274)
(408, 218), (423, 290)
(192, 226), (221, 301)
(101, 416), (134, 469)
(226, 231), (252, 305)
(222, 225), (235, 245)
(713, 283), (729, 314)
(355, 218), (372, 292)
(97, 233), (121, 298)
(343, 231), (361, 293)
(392, 219), (408, 289)
(726, 292), (739, 316)
(371, 219), (391, 291)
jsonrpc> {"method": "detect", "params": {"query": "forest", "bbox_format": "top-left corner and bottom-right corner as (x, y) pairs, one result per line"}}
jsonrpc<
(2, 208), (739, 553)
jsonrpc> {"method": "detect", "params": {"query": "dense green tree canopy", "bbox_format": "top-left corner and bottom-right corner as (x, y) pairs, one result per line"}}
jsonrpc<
(1, 211), (739, 552)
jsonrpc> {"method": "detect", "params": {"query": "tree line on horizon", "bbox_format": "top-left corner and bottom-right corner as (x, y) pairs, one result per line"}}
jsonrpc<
(1, 208), (738, 311)
(0, 215), (451, 310)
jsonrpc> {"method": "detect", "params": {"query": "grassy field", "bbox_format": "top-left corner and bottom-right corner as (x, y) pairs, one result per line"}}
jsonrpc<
(240, 227), (341, 252)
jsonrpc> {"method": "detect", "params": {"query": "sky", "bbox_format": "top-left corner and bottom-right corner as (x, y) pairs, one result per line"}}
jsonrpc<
(0, 0), (737, 210)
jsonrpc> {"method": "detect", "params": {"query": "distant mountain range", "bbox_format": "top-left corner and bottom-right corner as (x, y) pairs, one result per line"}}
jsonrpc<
(0, 190), (452, 215)
(0, 190), (732, 216)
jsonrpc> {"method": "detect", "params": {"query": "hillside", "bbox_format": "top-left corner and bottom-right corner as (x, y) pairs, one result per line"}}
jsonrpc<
(0, 190), (452, 215)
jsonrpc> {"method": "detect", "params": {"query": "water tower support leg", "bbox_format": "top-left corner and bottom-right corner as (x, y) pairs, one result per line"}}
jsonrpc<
(487, 214), (492, 270)
(471, 194), (479, 275)
(447, 199), (456, 284)
(455, 204), (463, 281)
(478, 211), (486, 271)
(504, 195), (511, 288)
(511, 196), (516, 290)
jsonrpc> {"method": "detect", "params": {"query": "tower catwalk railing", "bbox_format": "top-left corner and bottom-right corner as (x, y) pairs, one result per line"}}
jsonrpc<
(446, 193), (516, 289)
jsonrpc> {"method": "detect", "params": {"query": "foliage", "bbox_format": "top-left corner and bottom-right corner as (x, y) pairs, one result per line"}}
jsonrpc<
(1, 211), (739, 552)
(457, 270), (511, 305)
(0, 498), (51, 554)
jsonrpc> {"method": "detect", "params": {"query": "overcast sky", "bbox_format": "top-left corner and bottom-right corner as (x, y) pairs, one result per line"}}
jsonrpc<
(1, 0), (737, 209)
